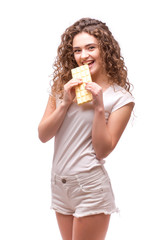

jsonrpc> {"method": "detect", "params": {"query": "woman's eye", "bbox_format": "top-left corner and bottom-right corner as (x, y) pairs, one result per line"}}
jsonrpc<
(88, 46), (95, 50)
(73, 49), (81, 53)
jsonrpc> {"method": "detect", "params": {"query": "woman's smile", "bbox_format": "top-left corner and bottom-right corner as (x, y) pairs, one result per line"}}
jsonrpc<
(73, 32), (103, 79)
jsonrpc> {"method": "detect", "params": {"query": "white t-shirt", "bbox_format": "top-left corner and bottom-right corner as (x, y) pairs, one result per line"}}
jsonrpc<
(51, 84), (135, 175)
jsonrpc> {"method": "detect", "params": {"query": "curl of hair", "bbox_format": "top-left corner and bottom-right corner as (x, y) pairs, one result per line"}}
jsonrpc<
(51, 18), (132, 98)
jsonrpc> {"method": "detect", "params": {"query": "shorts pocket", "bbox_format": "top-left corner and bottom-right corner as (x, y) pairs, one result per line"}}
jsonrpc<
(79, 180), (104, 193)
(108, 180), (115, 199)
(51, 177), (56, 192)
(102, 178), (115, 200)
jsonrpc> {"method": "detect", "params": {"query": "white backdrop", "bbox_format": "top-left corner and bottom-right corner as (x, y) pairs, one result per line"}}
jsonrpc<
(0, 0), (160, 239)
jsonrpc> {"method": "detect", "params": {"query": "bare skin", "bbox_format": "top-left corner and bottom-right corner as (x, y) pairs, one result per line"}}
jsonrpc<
(56, 212), (110, 240)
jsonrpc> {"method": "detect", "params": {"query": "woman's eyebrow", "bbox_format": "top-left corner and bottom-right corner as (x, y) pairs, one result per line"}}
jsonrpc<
(73, 43), (98, 49)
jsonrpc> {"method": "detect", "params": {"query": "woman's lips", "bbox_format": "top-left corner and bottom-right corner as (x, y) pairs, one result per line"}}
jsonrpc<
(83, 61), (95, 68)
(88, 61), (95, 69)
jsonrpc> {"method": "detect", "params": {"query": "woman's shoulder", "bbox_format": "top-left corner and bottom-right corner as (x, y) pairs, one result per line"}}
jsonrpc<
(105, 83), (134, 98)
(110, 83), (131, 94)
(103, 83), (135, 113)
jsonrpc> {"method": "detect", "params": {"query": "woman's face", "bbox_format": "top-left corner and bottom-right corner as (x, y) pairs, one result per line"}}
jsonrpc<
(73, 32), (103, 78)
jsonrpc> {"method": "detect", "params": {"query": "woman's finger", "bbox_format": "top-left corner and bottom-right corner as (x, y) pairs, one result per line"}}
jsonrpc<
(85, 82), (102, 95)
(65, 79), (83, 91)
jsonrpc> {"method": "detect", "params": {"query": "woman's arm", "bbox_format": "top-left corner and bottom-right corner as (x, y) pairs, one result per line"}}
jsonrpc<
(92, 102), (134, 159)
(38, 78), (82, 143)
(38, 96), (70, 143)
(86, 82), (134, 159)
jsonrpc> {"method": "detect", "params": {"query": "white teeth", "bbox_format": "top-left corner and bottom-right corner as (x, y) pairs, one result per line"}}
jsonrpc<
(83, 61), (94, 65)
(88, 61), (94, 65)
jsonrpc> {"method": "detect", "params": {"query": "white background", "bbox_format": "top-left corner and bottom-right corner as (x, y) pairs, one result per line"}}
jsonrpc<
(0, 0), (160, 239)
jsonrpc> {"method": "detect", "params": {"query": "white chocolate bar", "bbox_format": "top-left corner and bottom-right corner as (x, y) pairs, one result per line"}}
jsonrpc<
(71, 65), (92, 105)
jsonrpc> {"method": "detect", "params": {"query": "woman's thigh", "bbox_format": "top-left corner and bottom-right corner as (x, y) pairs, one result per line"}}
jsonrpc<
(72, 213), (110, 240)
(55, 212), (74, 240)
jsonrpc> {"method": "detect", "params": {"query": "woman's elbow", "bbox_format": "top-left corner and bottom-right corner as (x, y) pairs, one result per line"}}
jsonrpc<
(38, 132), (47, 143)
(95, 145), (115, 160)
(38, 126), (48, 143)
(96, 151), (111, 160)
(38, 135), (47, 143)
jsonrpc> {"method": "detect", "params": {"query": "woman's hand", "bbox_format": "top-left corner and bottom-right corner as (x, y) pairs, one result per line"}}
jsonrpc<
(85, 82), (104, 108)
(63, 78), (83, 106)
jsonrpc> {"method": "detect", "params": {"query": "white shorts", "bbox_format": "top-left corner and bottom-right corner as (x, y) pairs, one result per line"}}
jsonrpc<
(51, 166), (119, 218)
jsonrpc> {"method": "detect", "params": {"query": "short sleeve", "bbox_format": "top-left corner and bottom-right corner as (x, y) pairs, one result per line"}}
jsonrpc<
(111, 91), (135, 113)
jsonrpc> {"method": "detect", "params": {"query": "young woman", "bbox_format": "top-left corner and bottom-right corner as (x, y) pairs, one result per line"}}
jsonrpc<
(38, 18), (135, 240)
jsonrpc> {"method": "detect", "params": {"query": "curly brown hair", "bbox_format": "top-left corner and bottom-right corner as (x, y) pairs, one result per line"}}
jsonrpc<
(51, 18), (132, 98)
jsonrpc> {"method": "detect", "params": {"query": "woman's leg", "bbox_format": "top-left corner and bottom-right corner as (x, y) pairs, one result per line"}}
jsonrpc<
(72, 213), (110, 240)
(55, 212), (74, 240)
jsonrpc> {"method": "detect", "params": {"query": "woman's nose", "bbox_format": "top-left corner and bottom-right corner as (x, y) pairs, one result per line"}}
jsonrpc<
(81, 49), (89, 59)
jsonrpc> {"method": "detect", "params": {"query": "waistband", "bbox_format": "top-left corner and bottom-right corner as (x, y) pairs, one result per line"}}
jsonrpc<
(52, 166), (109, 183)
